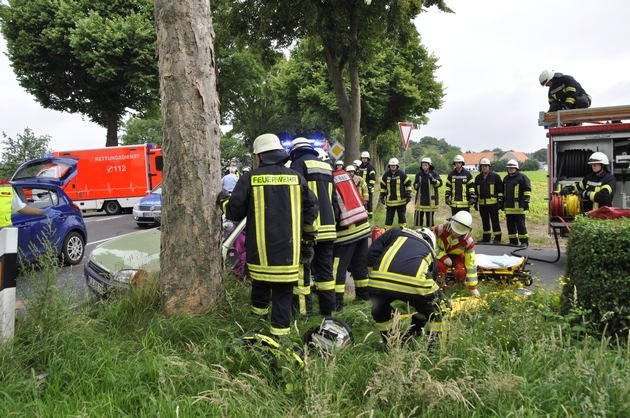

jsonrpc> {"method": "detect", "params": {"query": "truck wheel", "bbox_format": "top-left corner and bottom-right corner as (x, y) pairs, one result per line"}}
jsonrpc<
(104, 201), (122, 215)
(61, 231), (85, 266)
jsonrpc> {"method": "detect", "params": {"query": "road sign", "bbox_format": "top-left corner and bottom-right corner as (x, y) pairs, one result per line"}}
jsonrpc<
(398, 122), (413, 151)
(329, 141), (344, 160)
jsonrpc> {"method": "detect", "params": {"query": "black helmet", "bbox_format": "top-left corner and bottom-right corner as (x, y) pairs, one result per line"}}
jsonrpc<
(304, 317), (353, 355)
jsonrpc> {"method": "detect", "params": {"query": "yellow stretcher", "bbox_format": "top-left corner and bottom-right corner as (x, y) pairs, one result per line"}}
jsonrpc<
(443, 253), (533, 288)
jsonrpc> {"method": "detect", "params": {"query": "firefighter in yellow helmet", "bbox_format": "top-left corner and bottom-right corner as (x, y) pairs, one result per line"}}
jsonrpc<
(502, 159), (531, 247)
(218, 134), (319, 338)
(474, 158), (503, 243)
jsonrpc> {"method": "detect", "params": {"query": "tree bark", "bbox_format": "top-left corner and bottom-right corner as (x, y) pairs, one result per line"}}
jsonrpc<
(154, 0), (224, 315)
(105, 111), (119, 147)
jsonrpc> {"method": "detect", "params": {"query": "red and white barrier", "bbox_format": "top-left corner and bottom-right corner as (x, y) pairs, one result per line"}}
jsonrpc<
(0, 228), (18, 342)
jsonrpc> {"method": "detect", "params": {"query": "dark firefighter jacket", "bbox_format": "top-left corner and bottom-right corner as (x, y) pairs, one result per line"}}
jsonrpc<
(413, 169), (442, 210)
(474, 171), (503, 206)
(224, 164), (319, 283)
(358, 161), (376, 191)
(547, 73), (590, 112)
(577, 169), (617, 211)
(380, 169), (412, 206)
(291, 149), (338, 242)
(502, 171), (532, 215)
(367, 228), (439, 296)
(445, 168), (475, 208)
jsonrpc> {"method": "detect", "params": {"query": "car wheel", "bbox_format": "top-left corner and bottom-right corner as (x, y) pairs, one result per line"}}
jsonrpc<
(62, 231), (85, 265)
(104, 201), (122, 215)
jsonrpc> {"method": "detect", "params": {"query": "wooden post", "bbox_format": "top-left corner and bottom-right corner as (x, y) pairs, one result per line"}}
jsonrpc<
(0, 228), (18, 343)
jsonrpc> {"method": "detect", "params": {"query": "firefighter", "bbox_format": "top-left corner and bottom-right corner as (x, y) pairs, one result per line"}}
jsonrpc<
(346, 164), (369, 205)
(560, 152), (617, 212)
(434, 211), (481, 297)
(413, 157), (442, 228)
(219, 133), (319, 338)
(379, 158), (412, 229)
(224, 158), (241, 177)
(474, 158), (503, 243)
(289, 137), (337, 317)
(367, 227), (447, 345)
(539, 70), (591, 112)
(445, 154), (476, 216)
(352, 159), (362, 171)
(358, 151), (376, 218)
(334, 160), (345, 172)
(0, 180), (61, 228)
(502, 159), (531, 247)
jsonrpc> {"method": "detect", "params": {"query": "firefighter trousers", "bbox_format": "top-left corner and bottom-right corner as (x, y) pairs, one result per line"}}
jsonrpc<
(385, 204), (407, 228)
(251, 280), (294, 337)
(506, 214), (529, 246)
(332, 237), (370, 311)
(293, 240), (336, 316)
(479, 204), (502, 242)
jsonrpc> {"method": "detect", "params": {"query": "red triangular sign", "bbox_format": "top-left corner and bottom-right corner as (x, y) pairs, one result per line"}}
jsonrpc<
(398, 122), (413, 151)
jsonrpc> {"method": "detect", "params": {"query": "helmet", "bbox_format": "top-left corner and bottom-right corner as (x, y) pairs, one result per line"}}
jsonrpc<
(415, 227), (436, 250)
(335, 160), (345, 167)
(314, 148), (331, 162)
(479, 158), (492, 166)
(448, 211), (473, 236)
(539, 69), (555, 86)
(453, 154), (465, 164)
(588, 152), (609, 165)
(353, 159), (361, 167)
(304, 317), (353, 356)
(345, 165), (356, 172)
(290, 137), (312, 152)
(506, 159), (520, 169)
(421, 157), (433, 165)
(361, 151), (370, 159)
(253, 134), (283, 154)
(242, 166), (251, 173)
(388, 157), (399, 166)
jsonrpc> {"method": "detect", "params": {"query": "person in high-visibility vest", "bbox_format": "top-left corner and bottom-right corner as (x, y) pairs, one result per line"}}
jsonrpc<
(0, 179), (61, 228)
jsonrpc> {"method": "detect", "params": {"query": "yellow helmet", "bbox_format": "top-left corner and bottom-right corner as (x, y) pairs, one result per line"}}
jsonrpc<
(253, 134), (283, 154)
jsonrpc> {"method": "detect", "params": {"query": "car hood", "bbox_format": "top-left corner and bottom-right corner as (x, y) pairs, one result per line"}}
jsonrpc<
(139, 193), (162, 207)
(90, 228), (160, 273)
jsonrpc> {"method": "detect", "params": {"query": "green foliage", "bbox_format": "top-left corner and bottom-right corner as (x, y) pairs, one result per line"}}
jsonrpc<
(1, 0), (159, 145)
(220, 132), (252, 169)
(560, 217), (630, 338)
(530, 147), (548, 162)
(520, 159), (541, 171)
(0, 128), (51, 179)
(120, 116), (163, 146)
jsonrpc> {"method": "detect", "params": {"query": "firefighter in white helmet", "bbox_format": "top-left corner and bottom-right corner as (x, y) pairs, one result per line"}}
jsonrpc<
(434, 211), (480, 297)
(358, 151), (376, 218)
(413, 157), (442, 228)
(335, 160), (345, 172)
(539, 70), (591, 113)
(368, 227), (448, 346)
(379, 157), (412, 229)
(560, 151), (617, 212)
(474, 157), (503, 243)
(502, 159), (531, 247)
(445, 154), (476, 216)
(218, 133), (319, 338)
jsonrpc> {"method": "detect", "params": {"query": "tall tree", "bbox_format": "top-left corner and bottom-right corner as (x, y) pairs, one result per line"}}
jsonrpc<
(228, 0), (452, 162)
(0, 128), (51, 180)
(154, 0), (223, 314)
(0, 0), (159, 147)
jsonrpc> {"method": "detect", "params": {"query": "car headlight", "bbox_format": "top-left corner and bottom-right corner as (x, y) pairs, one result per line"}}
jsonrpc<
(133, 202), (140, 210)
(112, 269), (148, 285)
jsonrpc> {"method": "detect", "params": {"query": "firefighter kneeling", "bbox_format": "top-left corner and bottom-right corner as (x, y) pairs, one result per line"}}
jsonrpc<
(367, 227), (447, 347)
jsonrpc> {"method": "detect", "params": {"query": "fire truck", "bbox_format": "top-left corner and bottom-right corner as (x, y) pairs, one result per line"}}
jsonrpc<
(540, 105), (630, 234)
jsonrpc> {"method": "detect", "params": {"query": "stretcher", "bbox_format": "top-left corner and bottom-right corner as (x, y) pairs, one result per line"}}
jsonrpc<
(443, 253), (533, 288)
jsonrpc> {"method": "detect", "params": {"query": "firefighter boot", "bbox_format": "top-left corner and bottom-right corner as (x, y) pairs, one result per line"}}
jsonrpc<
(519, 238), (529, 248)
(493, 233), (502, 244)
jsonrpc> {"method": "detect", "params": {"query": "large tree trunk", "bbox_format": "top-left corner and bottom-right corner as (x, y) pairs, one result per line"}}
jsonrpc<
(105, 111), (119, 147)
(154, 0), (224, 315)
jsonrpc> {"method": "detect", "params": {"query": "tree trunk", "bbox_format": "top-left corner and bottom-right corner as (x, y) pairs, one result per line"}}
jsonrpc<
(105, 111), (119, 147)
(154, 0), (224, 315)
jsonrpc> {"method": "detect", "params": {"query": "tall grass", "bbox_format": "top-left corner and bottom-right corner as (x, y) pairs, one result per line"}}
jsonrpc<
(2, 271), (629, 417)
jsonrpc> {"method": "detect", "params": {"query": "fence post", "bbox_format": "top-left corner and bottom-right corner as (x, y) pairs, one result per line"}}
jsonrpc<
(0, 227), (18, 343)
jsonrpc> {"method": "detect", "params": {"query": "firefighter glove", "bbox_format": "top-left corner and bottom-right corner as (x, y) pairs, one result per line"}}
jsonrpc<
(42, 207), (61, 218)
(445, 195), (452, 206)
(431, 178), (439, 185)
(406, 191), (412, 203)
(443, 257), (453, 267)
(578, 189), (591, 200)
(498, 198), (504, 211)
(414, 182), (420, 190)
(300, 241), (315, 265)
(469, 194), (477, 206)
(426, 173), (434, 181)
(473, 202), (479, 211)
(379, 195), (386, 205)
(560, 185), (575, 196)
(469, 286), (481, 298)
(523, 201), (530, 211)
(216, 190), (231, 208)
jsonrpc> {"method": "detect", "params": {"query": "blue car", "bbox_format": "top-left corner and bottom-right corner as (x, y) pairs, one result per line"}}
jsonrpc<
(11, 157), (87, 265)
(132, 182), (162, 227)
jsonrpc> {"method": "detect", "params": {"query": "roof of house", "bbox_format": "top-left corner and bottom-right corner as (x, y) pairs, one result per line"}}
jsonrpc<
(462, 152), (496, 165)
(500, 151), (530, 162)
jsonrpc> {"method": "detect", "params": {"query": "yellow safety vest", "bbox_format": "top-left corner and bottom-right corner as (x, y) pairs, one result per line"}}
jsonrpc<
(0, 184), (14, 227)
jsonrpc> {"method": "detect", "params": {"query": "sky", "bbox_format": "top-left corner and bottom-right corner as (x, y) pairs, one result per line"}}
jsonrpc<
(2, 0), (630, 154)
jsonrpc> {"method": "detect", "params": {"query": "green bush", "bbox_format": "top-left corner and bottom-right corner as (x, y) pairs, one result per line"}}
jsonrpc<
(560, 217), (630, 338)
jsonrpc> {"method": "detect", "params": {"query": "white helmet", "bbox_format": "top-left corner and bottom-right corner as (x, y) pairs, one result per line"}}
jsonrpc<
(304, 317), (353, 356)
(388, 157), (399, 166)
(353, 159), (361, 167)
(506, 159), (520, 169)
(453, 154), (465, 164)
(345, 165), (356, 172)
(290, 137), (312, 152)
(415, 227), (436, 250)
(315, 148), (331, 162)
(253, 134), (283, 154)
(335, 160), (345, 167)
(588, 152), (609, 166)
(539, 69), (555, 86)
(421, 157), (432, 165)
(242, 166), (251, 173)
(449, 211), (473, 236)
(479, 158), (492, 166)
(361, 151), (370, 159)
